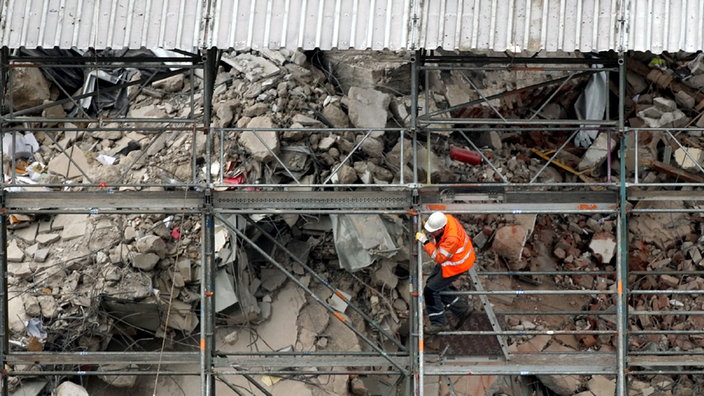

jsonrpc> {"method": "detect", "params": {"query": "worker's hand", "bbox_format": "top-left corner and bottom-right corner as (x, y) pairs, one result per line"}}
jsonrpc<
(415, 231), (428, 244)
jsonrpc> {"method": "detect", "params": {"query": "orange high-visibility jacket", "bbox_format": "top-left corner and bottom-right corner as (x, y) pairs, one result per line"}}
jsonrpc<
(423, 214), (476, 278)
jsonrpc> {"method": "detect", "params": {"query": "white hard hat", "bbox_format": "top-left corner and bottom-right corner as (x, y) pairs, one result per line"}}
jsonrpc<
(424, 211), (447, 233)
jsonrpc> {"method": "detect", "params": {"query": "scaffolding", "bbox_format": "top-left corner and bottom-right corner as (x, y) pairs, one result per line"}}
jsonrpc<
(1, 46), (703, 396)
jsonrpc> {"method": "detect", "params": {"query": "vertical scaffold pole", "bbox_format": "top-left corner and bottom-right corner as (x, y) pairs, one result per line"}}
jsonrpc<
(616, 51), (628, 396)
(201, 47), (218, 396)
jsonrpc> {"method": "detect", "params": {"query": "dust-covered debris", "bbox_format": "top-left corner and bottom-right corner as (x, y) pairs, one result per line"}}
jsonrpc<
(4, 48), (704, 396)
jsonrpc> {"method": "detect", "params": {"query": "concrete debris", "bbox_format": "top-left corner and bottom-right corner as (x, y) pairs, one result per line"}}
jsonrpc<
(4, 49), (704, 396)
(55, 381), (89, 396)
(589, 232), (617, 264)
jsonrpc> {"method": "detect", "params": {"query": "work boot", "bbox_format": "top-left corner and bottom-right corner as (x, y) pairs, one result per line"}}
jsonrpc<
(454, 306), (472, 328)
(425, 322), (450, 335)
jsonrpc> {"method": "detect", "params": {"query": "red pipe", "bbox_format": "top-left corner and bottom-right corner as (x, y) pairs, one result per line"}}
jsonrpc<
(449, 146), (482, 165)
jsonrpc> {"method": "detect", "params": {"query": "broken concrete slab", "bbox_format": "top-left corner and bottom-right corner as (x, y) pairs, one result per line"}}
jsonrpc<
(577, 132), (617, 172)
(7, 240), (25, 262)
(239, 116), (280, 162)
(60, 222), (86, 241)
(214, 269), (239, 313)
(47, 146), (90, 179)
(346, 87), (391, 128)
(55, 381), (89, 396)
(492, 224), (529, 270)
(589, 232), (617, 264)
(673, 147), (704, 171)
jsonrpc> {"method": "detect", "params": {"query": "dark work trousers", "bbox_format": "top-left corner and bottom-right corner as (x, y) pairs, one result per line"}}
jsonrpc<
(424, 264), (469, 325)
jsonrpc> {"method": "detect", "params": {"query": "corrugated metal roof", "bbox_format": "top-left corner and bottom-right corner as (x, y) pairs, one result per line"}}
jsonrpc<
(0, 0), (702, 54)
(207, 0), (411, 51)
(416, 0), (621, 53)
(1, 0), (202, 50)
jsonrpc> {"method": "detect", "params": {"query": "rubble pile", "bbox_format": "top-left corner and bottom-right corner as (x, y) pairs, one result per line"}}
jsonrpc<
(3, 48), (704, 395)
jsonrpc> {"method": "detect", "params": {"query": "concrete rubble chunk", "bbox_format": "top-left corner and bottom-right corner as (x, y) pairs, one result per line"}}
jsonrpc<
(56, 381), (89, 396)
(9, 65), (51, 110)
(13, 223), (38, 244)
(36, 233), (60, 245)
(372, 261), (398, 289)
(223, 53), (280, 82)
(214, 269), (239, 312)
(130, 252), (160, 271)
(97, 364), (138, 388)
(151, 74), (184, 92)
(261, 267), (288, 292)
(673, 147), (704, 171)
(37, 294), (59, 318)
(47, 146), (90, 179)
(60, 222), (86, 241)
(7, 239), (24, 262)
(577, 132), (617, 171)
(239, 116), (280, 162)
(492, 224), (529, 270)
(22, 294), (41, 316)
(587, 375), (616, 395)
(346, 87), (391, 128)
(589, 232), (617, 264)
(165, 299), (199, 332)
(135, 235), (167, 258)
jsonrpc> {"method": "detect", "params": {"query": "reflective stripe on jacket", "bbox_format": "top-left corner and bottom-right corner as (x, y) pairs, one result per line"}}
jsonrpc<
(423, 214), (475, 278)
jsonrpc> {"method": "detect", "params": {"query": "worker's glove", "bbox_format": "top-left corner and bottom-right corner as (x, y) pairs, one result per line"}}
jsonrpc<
(415, 232), (429, 245)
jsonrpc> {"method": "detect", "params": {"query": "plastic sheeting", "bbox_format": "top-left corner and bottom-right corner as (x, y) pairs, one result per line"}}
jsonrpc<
(331, 214), (398, 272)
(574, 66), (608, 148)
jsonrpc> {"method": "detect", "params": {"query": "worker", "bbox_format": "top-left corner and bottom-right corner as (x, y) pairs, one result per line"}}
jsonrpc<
(416, 211), (475, 334)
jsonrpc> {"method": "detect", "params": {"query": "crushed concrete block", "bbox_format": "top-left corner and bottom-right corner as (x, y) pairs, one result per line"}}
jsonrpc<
(577, 132), (617, 171)
(675, 90), (696, 109)
(165, 299), (199, 332)
(135, 235), (167, 258)
(47, 146), (90, 179)
(659, 110), (689, 128)
(589, 232), (617, 264)
(653, 96), (678, 112)
(8, 291), (29, 333)
(7, 239), (24, 262)
(588, 375), (616, 396)
(214, 269), (239, 312)
(130, 252), (160, 271)
(372, 261), (398, 289)
(98, 364), (138, 388)
(673, 147), (703, 171)
(492, 224), (529, 270)
(261, 268), (288, 292)
(176, 258), (192, 282)
(36, 233), (60, 245)
(12, 223), (38, 244)
(51, 214), (89, 231)
(37, 294), (59, 318)
(10, 66), (51, 110)
(346, 87), (391, 128)
(22, 294), (42, 316)
(60, 222), (86, 241)
(8, 262), (32, 277)
(223, 53), (280, 82)
(151, 74), (184, 92)
(240, 116), (280, 162)
(322, 103), (351, 128)
(56, 381), (89, 396)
